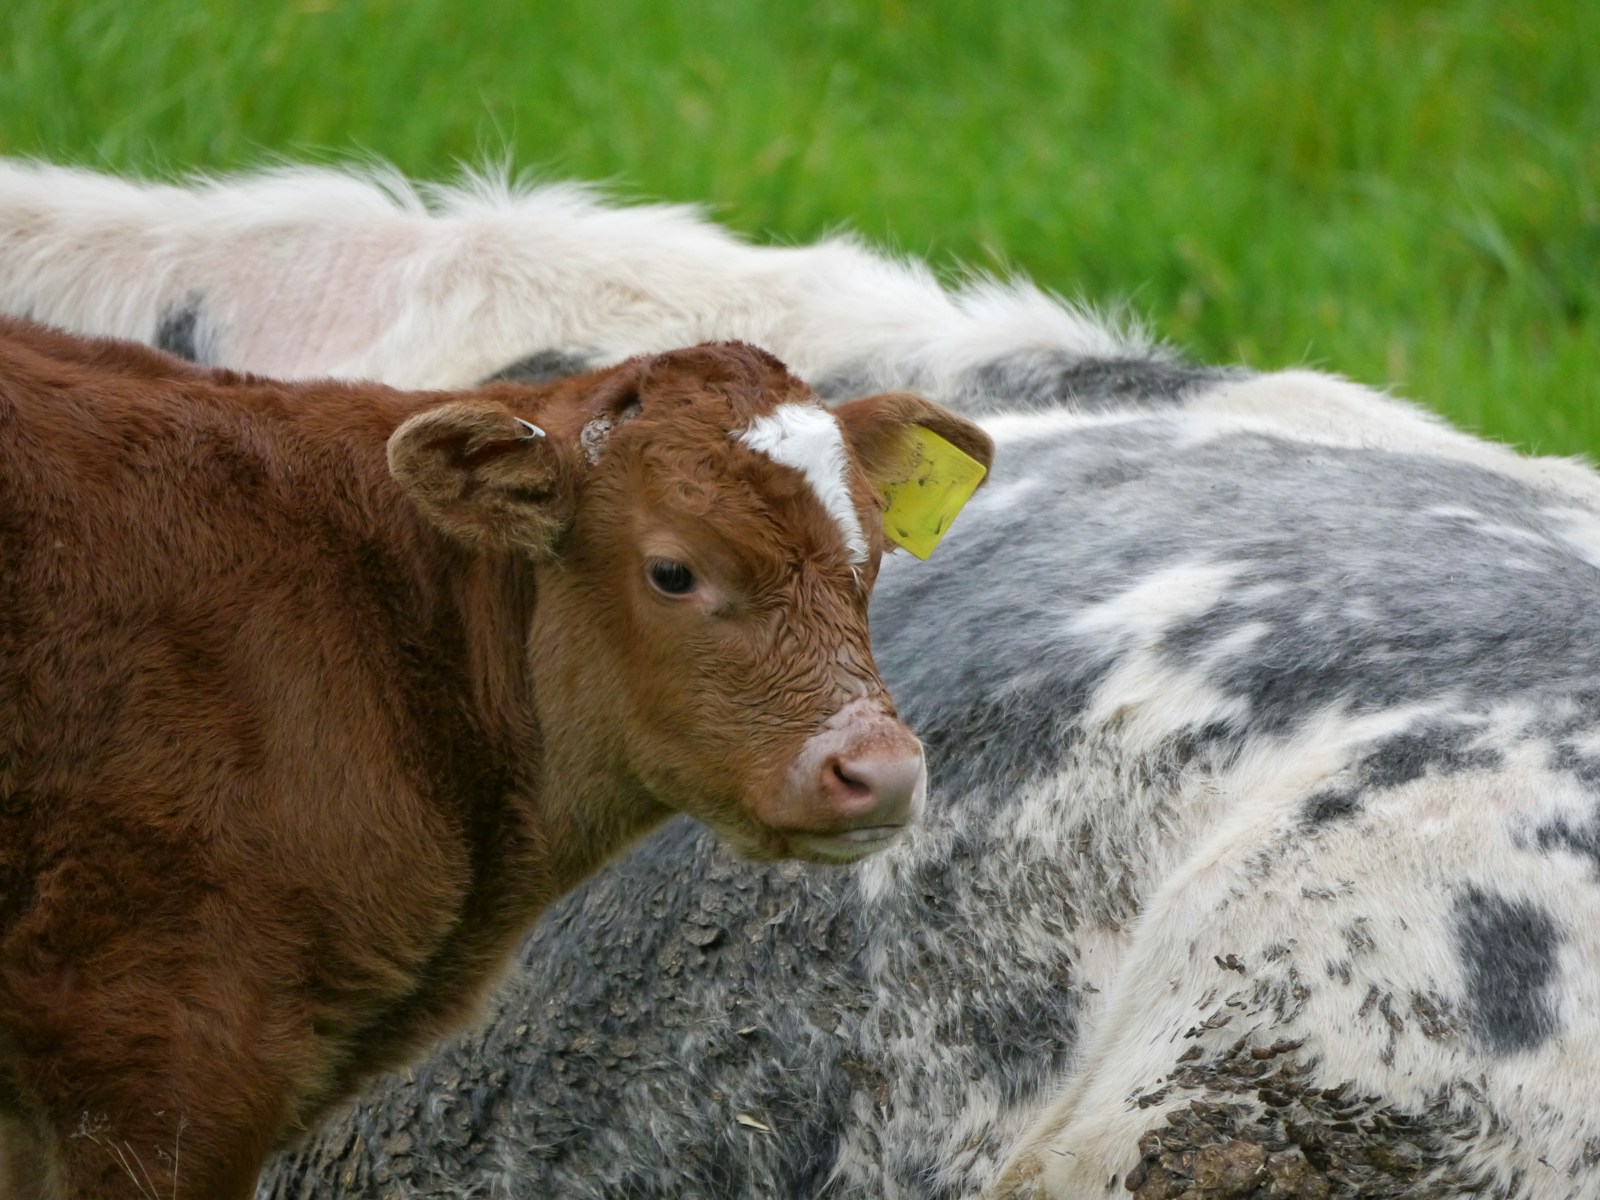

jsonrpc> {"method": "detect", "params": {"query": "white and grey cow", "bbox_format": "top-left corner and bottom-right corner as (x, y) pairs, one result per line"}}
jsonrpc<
(4, 159), (1599, 1200)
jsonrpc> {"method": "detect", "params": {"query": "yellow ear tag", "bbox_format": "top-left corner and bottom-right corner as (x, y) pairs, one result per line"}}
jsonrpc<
(878, 426), (988, 560)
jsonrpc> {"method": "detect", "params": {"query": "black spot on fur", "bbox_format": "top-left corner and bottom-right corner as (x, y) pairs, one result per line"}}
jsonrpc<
(810, 351), (1235, 414)
(1356, 726), (1503, 793)
(1303, 788), (1361, 827)
(1528, 801), (1600, 879)
(1551, 740), (1600, 791)
(481, 349), (594, 384)
(1453, 885), (1561, 1054)
(154, 293), (206, 362)
(968, 353), (1238, 413)
(810, 365), (877, 403)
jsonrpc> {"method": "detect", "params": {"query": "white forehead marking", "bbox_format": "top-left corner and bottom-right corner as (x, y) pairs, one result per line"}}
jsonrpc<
(735, 403), (869, 565)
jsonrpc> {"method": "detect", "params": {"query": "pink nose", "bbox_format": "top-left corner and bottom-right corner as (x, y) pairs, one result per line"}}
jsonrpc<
(820, 748), (925, 830)
(762, 698), (927, 863)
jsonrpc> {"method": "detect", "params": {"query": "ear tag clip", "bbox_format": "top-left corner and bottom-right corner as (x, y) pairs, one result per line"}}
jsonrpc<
(879, 426), (987, 560)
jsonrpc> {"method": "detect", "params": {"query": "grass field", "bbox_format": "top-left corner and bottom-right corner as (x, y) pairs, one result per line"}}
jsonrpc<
(4, 0), (1595, 456)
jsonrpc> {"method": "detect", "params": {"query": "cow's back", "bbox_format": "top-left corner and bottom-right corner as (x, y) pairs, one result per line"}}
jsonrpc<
(0, 324), (400, 838)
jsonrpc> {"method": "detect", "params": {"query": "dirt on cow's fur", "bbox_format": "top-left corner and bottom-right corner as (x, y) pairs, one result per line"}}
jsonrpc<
(1123, 1036), (1493, 1200)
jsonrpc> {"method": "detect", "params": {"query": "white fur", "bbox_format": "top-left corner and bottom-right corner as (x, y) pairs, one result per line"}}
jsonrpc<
(736, 403), (868, 564)
(0, 159), (1134, 390)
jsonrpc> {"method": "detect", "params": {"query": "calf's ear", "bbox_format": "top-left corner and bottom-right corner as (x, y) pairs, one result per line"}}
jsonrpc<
(388, 400), (579, 557)
(834, 391), (994, 487)
(833, 392), (996, 558)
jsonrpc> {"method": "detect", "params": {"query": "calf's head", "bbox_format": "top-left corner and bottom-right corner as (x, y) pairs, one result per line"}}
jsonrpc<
(388, 342), (992, 863)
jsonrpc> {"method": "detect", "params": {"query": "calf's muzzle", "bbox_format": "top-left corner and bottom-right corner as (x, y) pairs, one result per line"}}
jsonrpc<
(765, 697), (926, 864)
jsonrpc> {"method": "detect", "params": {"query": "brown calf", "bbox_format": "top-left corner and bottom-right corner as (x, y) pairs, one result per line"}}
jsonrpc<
(0, 318), (992, 1200)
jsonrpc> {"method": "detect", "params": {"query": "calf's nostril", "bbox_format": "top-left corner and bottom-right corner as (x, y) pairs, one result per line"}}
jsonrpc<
(831, 759), (873, 797)
(823, 749), (925, 826)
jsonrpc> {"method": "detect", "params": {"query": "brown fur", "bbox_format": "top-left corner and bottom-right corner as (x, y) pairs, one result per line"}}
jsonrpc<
(0, 319), (992, 1199)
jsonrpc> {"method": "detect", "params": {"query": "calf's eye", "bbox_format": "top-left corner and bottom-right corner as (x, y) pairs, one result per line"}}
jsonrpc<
(646, 559), (696, 596)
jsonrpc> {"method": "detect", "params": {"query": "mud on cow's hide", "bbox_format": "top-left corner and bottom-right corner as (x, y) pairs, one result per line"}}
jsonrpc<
(0, 159), (1597, 1199)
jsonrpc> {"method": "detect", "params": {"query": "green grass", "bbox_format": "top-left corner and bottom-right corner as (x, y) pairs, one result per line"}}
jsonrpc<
(4, 0), (1596, 457)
